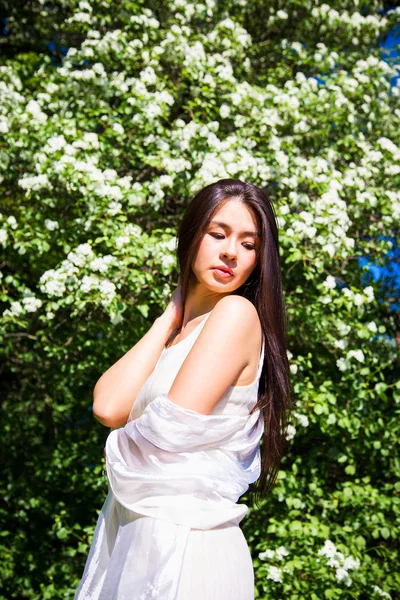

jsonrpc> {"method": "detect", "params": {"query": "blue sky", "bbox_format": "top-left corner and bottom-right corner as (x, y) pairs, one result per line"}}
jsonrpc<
(362, 7), (400, 312)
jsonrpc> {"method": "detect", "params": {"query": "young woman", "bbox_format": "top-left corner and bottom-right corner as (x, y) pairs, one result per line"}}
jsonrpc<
(74, 178), (292, 600)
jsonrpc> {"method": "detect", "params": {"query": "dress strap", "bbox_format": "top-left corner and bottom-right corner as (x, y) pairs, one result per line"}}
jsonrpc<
(257, 338), (265, 378)
(180, 311), (213, 347)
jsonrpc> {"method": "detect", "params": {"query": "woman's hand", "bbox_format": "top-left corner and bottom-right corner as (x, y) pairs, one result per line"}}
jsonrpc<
(162, 276), (184, 332)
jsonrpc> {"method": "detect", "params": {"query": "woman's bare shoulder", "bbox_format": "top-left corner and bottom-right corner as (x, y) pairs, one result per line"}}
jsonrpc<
(209, 296), (262, 349)
(212, 295), (261, 326)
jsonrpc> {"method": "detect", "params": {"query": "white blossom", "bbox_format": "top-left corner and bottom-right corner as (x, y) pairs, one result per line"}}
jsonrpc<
(336, 357), (349, 372)
(115, 235), (129, 249)
(275, 546), (289, 560)
(95, 183), (123, 201)
(158, 90), (174, 105)
(19, 174), (50, 191)
(45, 219), (59, 231)
(334, 339), (346, 350)
(343, 556), (361, 570)
(220, 104), (230, 118)
(78, 275), (97, 293)
(89, 255), (116, 273)
(110, 311), (124, 325)
(39, 269), (68, 296)
(285, 424), (296, 440)
(3, 300), (24, 317)
(99, 279), (116, 295)
(354, 293), (364, 306)
(99, 279), (117, 306)
(279, 204), (290, 215)
(7, 216), (18, 229)
(124, 223), (142, 238)
(69, 11), (92, 23)
(318, 540), (337, 559)
(372, 585), (392, 599)
(165, 236), (177, 251)
(78, 1), (92, 12)
(377, 137), (400, 157)
(83, 132), (99, 148)
(266, 565), (283, 582)
(26, 99), (47, 123)
(0, 118), (9, 133)
(337, 321), (351, 336)
(335, 567), (352, 585)
(385, 164), (400, 175)
(108, 201), (122, 216)
(293, 412), (309, 427)
(112, 123), (125, 135)
(276, 10), (288, 20)
(323, 275), (337, 289)
(161, 254), (175, 268)
(118, 175), (133, 188)
(22, 296), (43, 312)
(67, 243), (94, 267)
(92, 62), (105, 75)
(364, 286), (374, 302)
(323, 243), (336, 258)
(140, 66), (157, 85)
(347, 349), (365, 363)
(258, 549), (275, 560)
(318, 540), (360, 587)
(45, 135), (66, 153)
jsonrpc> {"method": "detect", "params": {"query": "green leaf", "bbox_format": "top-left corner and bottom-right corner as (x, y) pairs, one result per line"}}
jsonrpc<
(344, 464), (356, 475)
(354, 535), (366, 548)
(56, 528), (69, 540)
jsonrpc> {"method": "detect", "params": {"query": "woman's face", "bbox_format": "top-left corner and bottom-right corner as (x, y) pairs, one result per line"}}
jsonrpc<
(191, 199), (261, 294)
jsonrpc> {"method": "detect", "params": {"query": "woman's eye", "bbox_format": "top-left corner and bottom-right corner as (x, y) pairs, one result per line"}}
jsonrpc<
(209, 233), (255, 250)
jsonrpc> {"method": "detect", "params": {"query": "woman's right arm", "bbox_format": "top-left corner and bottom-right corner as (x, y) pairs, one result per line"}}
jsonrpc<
(93, 314), (177, 428)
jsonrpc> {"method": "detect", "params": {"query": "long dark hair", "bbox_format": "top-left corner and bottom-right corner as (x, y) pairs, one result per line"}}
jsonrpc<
(173, 178), (293, 505)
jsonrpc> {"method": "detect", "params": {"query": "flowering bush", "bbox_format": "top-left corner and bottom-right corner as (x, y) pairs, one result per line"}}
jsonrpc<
(1, 0), (399, 598)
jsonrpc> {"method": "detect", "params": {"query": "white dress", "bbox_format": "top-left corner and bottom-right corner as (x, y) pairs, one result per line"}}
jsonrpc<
(74, 310), (265, 600)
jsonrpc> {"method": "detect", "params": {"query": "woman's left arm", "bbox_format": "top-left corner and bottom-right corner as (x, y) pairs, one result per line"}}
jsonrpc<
(167, 295), (260, 415)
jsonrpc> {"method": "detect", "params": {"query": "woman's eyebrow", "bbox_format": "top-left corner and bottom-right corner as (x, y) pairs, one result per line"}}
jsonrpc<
(209, 220), (261, 237)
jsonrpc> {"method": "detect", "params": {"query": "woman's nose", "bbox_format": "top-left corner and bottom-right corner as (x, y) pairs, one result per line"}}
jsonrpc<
(222, 244), (236, 259)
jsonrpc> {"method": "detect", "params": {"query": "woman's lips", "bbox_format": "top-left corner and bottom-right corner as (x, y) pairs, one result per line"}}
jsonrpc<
(212, 267), (233, 278)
